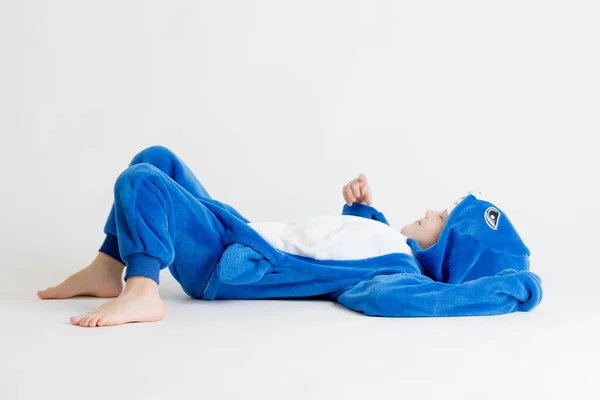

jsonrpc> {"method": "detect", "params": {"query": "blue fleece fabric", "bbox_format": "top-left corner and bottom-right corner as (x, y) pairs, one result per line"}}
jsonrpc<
(99, 146), (543, 317)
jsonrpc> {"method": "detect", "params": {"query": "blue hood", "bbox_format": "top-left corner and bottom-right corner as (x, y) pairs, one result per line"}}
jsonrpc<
(408, 194), (531, 284)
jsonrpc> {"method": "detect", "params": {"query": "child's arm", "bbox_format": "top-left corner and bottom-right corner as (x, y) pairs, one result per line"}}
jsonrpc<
(336, 270), (543, 317)
(341, 174), (389, 225)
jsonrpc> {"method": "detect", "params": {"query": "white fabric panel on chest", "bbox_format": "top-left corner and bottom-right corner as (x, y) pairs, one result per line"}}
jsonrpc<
(248, 215), (412, 260)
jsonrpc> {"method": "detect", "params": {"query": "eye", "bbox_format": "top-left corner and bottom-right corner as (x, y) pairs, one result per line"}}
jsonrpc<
(485, 207), (500, 230)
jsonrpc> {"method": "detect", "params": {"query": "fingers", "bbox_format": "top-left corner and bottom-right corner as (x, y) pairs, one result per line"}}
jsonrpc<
(358, 174), (371, 204)
(343, 185), (354, 205)
(362, 185), (373, 205)
(351, 181), (361, 199)
(343, 174), (370, 206)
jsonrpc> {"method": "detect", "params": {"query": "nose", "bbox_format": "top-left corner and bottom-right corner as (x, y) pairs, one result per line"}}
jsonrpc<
(426, 210), (433, 218)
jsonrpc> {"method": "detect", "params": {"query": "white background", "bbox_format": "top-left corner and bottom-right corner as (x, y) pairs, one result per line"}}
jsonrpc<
(1, 1), (599, 399)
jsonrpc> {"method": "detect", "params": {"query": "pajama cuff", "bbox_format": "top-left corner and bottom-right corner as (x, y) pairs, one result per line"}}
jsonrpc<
(123, 253), (163, 284)
(342, 203), (389, 225)
(99, 234), (124, 265)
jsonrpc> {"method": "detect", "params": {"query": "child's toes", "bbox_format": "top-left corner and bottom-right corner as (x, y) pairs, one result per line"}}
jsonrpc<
(76, 315), (88, 326)
(37, 287), (55, 299)
(70, 314), (84, 325)
(89, 315), (102, 327)
(82, 314), (96, 327)
(76, 313), (92, 327)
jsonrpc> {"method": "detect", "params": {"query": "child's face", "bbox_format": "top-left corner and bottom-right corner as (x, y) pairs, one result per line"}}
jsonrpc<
(401, 209), (449, 249)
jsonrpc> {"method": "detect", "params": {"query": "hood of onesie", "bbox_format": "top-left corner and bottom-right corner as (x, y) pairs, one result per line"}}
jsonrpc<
(407, 192), (531, 284)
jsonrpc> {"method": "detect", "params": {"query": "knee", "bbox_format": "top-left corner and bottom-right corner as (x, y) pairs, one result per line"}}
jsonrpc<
(115, 163), (164, 192)
(130, 145), (177, 167)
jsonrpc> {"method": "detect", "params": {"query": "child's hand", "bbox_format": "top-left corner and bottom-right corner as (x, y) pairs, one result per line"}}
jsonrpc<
(342, 174), (373, 206)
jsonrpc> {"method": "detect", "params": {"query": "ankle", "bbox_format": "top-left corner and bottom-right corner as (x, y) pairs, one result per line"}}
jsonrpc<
(124, 276), (159, 295)
(96, 252), (125, 269)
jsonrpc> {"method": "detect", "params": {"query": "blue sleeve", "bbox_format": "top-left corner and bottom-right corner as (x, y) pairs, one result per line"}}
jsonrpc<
(337, 270), (543, 317)
(342, 203), (389, 225)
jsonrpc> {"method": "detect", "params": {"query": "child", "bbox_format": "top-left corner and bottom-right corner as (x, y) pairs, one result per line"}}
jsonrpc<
(38, 146), (543, 327)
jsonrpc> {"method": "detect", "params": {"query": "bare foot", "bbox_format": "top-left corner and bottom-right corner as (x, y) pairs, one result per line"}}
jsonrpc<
(70, 277), (166, 327)
(38, 252), (124, 299)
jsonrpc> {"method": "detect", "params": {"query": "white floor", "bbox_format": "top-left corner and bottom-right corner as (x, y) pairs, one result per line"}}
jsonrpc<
(1, 256), (599, 400)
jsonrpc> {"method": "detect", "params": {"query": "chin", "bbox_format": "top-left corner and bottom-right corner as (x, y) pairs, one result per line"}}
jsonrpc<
(400, 225), (409, 236)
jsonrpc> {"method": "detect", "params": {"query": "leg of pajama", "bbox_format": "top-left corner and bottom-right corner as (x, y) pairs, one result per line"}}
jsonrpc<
(99, 145), (212, 264)
(72, 162), (227, 327)
(39, 146), (227, 327)
(38, 146), (210, 301)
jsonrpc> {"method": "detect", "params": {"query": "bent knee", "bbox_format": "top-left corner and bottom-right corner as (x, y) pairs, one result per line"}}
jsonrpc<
(131, 145), (177, 166)
(115, 163), (166, 190)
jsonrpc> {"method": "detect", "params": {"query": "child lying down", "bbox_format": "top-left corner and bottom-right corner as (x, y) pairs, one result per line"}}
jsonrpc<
(38, 146), (543, 327)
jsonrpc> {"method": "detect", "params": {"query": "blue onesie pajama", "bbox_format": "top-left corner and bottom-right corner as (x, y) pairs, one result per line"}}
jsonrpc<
(99, 146), (543, 317)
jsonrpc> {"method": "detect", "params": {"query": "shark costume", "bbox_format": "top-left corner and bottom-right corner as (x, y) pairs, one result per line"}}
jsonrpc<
(99, 146), (543, 317)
